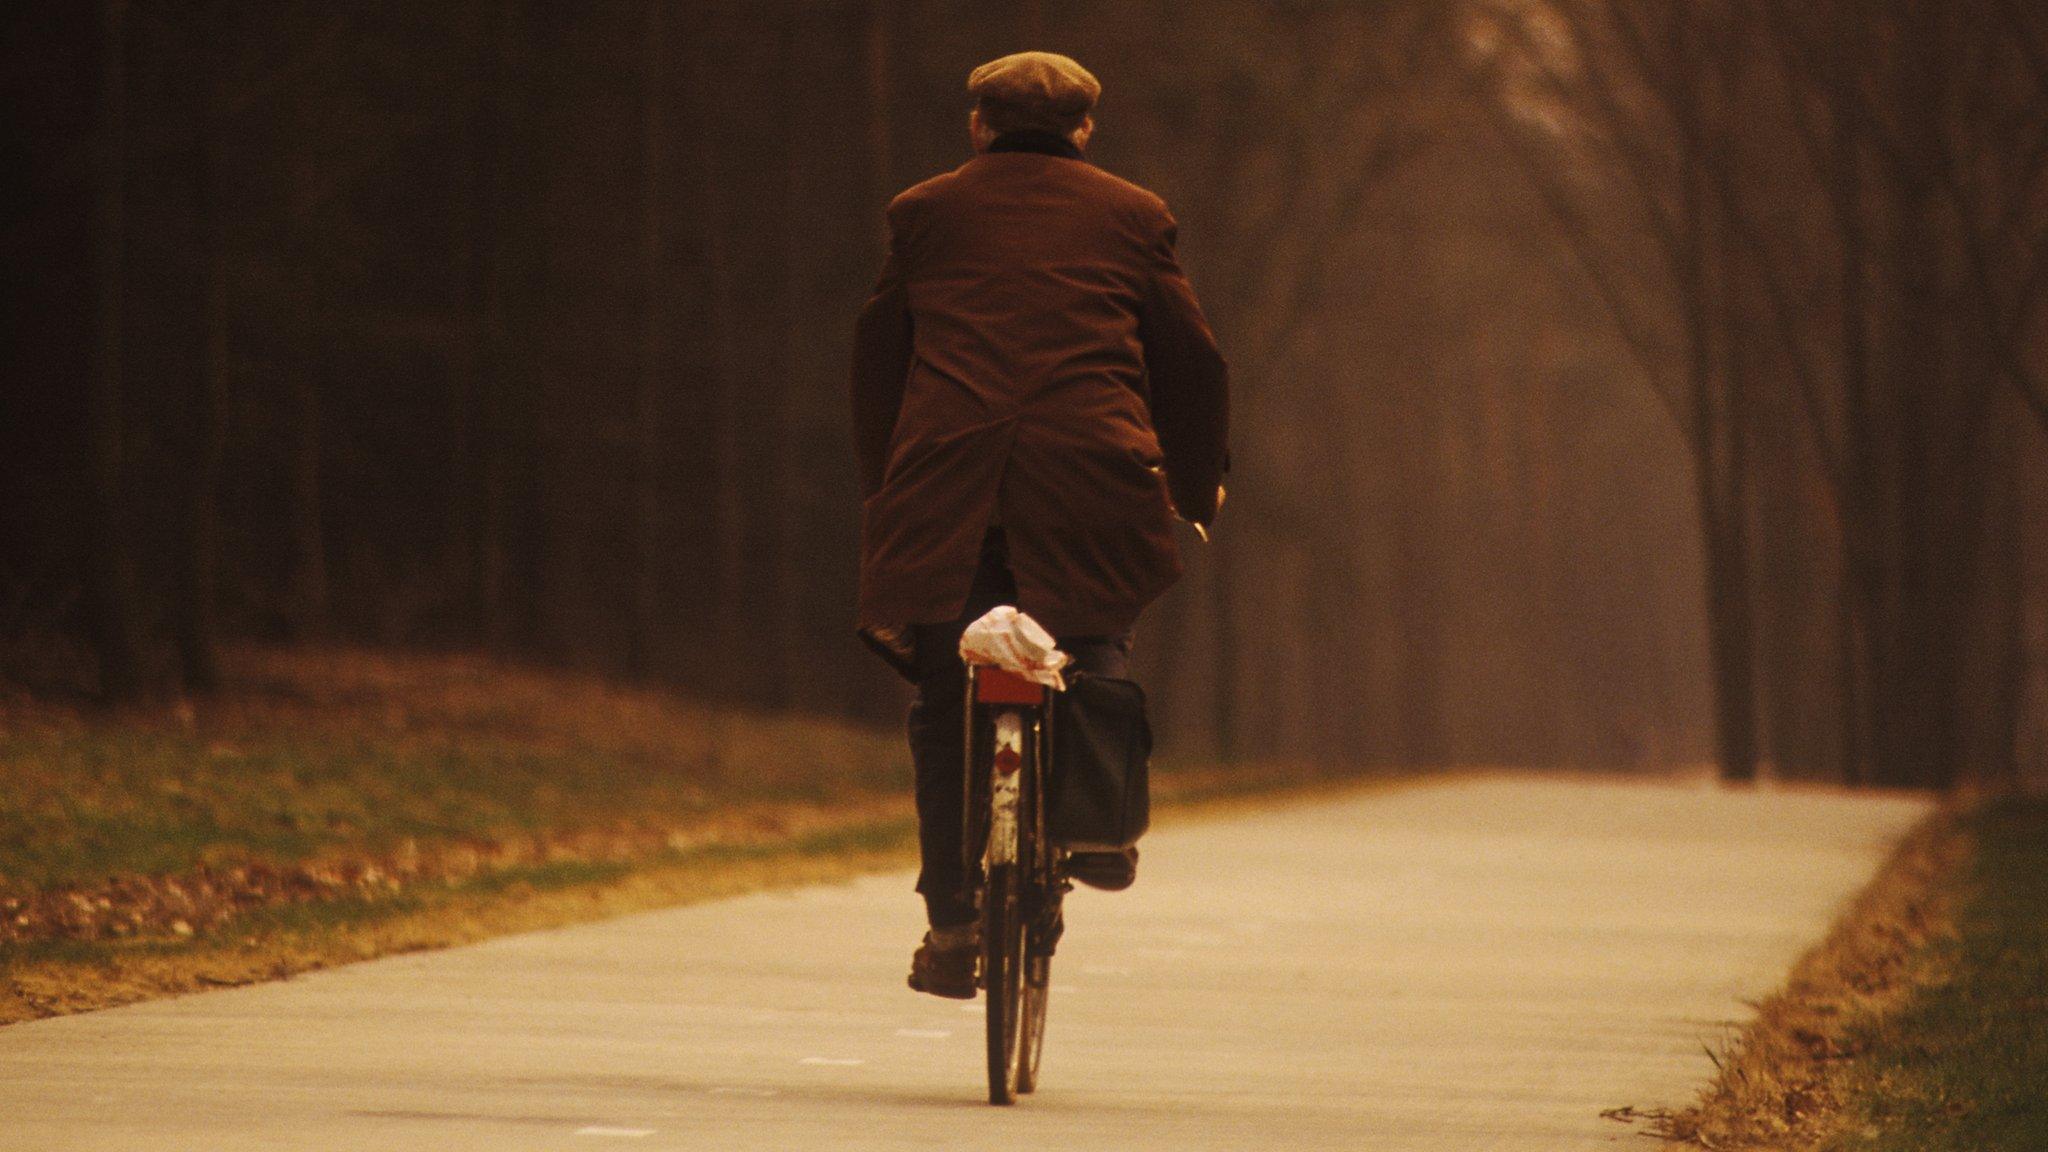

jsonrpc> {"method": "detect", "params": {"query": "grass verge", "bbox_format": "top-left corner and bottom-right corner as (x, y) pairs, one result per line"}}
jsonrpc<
(2, 818), (922, 1024)
(1650, 794), (2048, 1150)
(1, 645), (1399, 1027)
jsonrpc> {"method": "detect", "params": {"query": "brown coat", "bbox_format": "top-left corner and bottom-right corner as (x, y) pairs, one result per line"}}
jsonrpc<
(853, 138), (1229, 640)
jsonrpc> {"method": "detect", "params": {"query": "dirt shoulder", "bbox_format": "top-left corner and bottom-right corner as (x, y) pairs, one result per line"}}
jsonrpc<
(1, 645), (1397, 1026)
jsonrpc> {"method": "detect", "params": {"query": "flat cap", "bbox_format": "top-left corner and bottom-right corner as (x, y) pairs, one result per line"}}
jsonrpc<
(967, 52), (1100, 132)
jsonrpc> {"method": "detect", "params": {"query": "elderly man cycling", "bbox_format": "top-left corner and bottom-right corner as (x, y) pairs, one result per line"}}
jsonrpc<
(852, 51), (1230, 999)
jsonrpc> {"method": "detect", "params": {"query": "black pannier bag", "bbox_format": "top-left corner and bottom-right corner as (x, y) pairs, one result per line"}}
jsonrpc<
(1048, 674), (1152, 850)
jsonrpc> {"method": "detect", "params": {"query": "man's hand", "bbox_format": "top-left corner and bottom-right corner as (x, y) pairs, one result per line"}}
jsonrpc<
(1153, 469), (1226, 538)
(1191, 485), (1225, 540)
(1182, 484), (1225, 542)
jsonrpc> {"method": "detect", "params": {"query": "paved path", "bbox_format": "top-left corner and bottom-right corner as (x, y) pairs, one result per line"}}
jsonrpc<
(1, 776), (1928, 1151)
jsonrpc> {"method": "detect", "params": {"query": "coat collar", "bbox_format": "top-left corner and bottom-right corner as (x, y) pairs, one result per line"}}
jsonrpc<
(987, 130), (1085, 161)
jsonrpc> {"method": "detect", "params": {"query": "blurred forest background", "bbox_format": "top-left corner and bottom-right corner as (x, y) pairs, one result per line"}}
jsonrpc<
(4, 0), (2045, 791)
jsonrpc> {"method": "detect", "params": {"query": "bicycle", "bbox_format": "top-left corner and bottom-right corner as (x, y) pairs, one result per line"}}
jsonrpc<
(962, 661), (1065, 1105)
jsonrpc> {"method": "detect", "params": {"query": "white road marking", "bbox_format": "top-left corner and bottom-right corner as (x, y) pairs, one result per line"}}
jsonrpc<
(1081, 964), (1132, 975)
(798, 1056), (866, 1066)
(574, 1126), (654, 1138)
(894, 1028), (951, 1038)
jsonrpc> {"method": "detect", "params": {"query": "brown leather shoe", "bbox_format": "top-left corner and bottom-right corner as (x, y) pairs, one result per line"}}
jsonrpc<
(1066, 847), (1138, 891)
(907, 930), (978, 999)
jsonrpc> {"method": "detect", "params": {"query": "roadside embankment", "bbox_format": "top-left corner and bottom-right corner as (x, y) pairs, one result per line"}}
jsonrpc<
(1652, 794), (2048, 1151)
(0, 645), (1381, 1025)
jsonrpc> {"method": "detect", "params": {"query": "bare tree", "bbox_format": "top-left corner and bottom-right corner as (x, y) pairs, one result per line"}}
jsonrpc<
(629, 0), (670, 680)
(1479, 0), (2048, 788)
(1757, 0), (2045, 787)
(686, 5), (745, 695)
(1114, 0), (1453, 760)
(173, 0), (235, 693)
(84, 0), (144, 701)
(476, 0), (525, 653)
(763, 15), (807, 706)
(1476, 0), (1763, 780)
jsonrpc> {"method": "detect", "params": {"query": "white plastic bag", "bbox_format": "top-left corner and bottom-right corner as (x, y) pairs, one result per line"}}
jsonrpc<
(958, 605), (1070, 691)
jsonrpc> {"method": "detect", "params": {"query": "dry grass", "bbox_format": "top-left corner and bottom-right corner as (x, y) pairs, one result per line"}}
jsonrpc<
(0, 645), (909, 914)
(1648, 806), (1968, 1149)
(2, 644), (1401, 1027)
(0, 817), (922, 1024)
(0, 776), (1406, 1027)
(0, 645), (924, 1023)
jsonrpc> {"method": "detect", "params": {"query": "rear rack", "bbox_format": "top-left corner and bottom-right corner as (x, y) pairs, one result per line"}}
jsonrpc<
(972, 665), (1049, 705)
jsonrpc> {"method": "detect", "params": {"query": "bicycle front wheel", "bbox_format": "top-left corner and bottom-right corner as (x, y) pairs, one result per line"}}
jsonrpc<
(1015, 950), (1050, 1094)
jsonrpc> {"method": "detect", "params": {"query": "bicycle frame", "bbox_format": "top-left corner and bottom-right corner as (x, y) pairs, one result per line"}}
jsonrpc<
(962, 667), (1058, 903)
(963, 666), (1050, 862)
(962, 663), (1059, 1104)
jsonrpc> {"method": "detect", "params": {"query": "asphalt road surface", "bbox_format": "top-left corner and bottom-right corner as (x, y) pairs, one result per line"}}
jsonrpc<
(1, 776), (1929, 1151)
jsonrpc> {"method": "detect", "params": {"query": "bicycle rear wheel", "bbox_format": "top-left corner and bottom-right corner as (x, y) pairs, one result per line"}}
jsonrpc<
(983, 861), (1026, 1105)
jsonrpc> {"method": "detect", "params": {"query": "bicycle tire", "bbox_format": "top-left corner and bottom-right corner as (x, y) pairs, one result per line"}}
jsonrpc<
(983, 861), (1026, 1105)
(1015, 951), (1050, 1093)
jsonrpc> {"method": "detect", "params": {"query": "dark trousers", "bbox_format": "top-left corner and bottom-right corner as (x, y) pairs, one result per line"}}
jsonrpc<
(908, 529), (1133, 927)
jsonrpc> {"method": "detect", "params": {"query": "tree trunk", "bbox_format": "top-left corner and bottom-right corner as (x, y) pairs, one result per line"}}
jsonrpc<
(763, 16), (805, 708)
(1717, 279), (1761, 784)
(629, 0), (669, 680)
(865, 0), (891, 222)
(846, 0), (904, 719)
(1700, 506), (1761, 783)
(1675, 26), (1759, 784)
(443, 2), (489, 641)
(1990, 445), (2027, 787)
(1869, 4), (1954, 790)
(1831, 69), (1874, 786)
(84, 0), (144, 702)
(477, 0), (522, 653)
(286, 369), (329, 639)
(690, 10), (745, 698)
(176, 13), (231, 693)
(1391, 395), (1444, 766)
